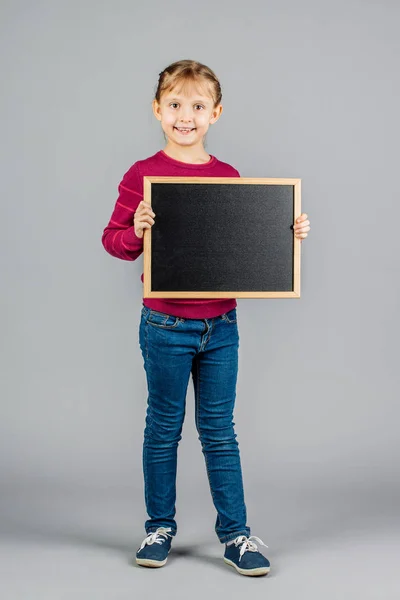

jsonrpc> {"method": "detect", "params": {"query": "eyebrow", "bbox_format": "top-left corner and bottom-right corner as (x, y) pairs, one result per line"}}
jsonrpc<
(166, 96), (210, 103)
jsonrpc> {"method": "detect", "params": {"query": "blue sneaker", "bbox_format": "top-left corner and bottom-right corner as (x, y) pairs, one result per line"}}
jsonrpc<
(224, 535), (270, 576)
(136, 527), (174, 568)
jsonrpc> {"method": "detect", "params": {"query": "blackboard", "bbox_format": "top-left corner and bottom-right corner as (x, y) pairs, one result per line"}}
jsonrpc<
(142, 177), (301, 298)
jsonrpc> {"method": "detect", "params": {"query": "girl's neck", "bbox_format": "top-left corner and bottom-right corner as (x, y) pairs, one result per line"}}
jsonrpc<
(162, 143), (211, 165)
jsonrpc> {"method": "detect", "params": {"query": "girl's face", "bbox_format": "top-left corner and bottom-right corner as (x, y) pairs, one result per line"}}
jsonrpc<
(152, 81), (223, 148)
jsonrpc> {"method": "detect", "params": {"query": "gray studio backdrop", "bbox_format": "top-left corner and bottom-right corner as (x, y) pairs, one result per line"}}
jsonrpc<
(1, 1), (399, 598)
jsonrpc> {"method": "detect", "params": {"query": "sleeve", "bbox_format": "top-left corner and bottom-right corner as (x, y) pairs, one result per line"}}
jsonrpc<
(101, 162), (144, 261)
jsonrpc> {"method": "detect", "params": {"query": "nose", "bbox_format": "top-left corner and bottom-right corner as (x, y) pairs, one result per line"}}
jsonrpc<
(178, 105), (194, 123)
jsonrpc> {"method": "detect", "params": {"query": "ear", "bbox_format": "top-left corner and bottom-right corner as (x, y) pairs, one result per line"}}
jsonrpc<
(152, 99), (162, 121)
(209, 104), (223, 125)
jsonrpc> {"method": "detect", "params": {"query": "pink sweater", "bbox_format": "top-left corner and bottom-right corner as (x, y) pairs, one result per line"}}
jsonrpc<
(102, 149), (240, 319)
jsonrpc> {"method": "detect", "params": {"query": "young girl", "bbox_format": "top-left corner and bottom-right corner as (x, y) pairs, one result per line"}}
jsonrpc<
(102, 59), (311, 577)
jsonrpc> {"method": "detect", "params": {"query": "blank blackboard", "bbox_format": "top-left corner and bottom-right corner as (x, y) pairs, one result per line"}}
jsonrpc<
(143, 177), (301, 298)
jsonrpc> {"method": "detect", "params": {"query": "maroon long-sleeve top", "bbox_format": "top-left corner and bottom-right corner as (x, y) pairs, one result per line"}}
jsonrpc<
(102, 149), (240, 319)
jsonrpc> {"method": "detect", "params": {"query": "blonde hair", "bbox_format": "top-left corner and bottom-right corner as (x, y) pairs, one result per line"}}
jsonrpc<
(154, 59), (222, 107)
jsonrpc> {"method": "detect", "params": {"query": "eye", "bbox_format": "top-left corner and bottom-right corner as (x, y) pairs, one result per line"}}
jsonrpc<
(169, 102), (205, 110)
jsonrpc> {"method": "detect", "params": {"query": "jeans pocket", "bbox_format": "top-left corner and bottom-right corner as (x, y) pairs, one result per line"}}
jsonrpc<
(146, 309), (181, 329)
(221, 308), (237, 324)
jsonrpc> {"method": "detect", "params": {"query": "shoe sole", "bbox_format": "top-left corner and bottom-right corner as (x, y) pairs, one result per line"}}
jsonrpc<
(224, 557), (270, 576)
(136, 557), (168, 568)
(136, 548), (171, 568)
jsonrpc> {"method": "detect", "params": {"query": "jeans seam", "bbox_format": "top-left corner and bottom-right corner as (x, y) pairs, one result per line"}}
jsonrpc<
(222, 315), (236, 324)
(196, 354), (222, 538)
(195, 359), (212, 501)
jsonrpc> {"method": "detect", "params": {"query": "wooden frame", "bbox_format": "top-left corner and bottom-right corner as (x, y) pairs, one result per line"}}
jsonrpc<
(143, 177), (301, 298)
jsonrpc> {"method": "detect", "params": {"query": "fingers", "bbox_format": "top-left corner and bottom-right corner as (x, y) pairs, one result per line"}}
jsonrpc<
(293, 213), (310, 241)
(139, 216), (155, 227)
(293, 212), (310, 240)
(294, 225), (310, 239)
(134, 201), (156, 238)
(296, 213), (308, 222)
(138, 200), (156, 218)
(294, 225), (310, 233)
(294, 219), (310, 230)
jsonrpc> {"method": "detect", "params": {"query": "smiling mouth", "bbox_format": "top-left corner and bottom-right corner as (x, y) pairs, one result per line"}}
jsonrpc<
(174, 127), (195, 133)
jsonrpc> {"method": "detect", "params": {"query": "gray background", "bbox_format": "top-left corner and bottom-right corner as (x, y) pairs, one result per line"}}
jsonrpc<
(1, 0), (399, 598)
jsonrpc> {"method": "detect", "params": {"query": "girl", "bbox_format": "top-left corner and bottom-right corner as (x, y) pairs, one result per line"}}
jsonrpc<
(102, 59), (311, 577)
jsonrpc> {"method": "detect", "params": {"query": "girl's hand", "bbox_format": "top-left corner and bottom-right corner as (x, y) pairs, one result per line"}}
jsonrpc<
(293, 213), (310, 243)
(134, 201), (156, 238)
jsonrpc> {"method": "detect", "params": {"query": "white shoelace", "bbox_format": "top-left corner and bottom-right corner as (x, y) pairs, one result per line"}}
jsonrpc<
(139, 527), (173, 550)
(231, 535), (269, 562)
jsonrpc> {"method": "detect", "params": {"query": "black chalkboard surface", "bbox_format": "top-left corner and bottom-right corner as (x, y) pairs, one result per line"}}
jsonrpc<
(142, 177), (301, 299)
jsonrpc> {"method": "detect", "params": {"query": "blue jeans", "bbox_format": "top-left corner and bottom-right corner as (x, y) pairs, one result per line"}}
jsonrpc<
(138, 304), (251, 544)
